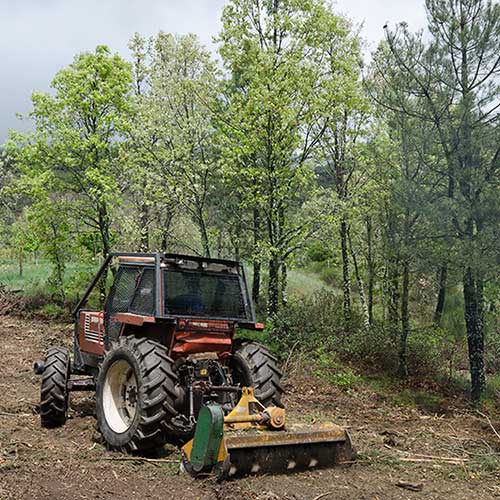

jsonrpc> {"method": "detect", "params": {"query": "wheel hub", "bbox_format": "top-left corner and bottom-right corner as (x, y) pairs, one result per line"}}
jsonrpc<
(103, 359), (139, 433)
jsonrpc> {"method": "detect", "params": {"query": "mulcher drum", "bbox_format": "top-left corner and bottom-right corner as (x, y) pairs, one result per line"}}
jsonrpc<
(224, 423), (356, 477)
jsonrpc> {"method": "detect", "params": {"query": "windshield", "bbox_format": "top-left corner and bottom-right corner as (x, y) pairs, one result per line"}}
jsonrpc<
(163, 269), (248, 320)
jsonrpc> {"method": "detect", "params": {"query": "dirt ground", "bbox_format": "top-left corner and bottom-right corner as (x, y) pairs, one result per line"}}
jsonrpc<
(1, 316), (499, 500)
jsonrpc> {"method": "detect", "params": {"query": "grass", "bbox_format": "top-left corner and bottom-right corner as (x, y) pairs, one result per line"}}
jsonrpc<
(287, 268), (334, 297)
(0, 258), (99, 294)
(0, 259), (52, 294)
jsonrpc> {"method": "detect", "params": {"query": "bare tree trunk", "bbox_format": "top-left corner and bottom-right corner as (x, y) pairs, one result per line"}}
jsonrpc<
(398, 259), (410, 378)
(433, 265), (447, 325)
(139, 201), (149, 252)
(252, 207), (261, 305)
(280, 261), (287, 307)
(463, 266), (485, 403)
(388, 263), (400, 329)
(268, 255), (280, 316)
(366, 216), (374, 325)
(340, 217), (351, 321)
(18, 250), (23, 277)
(348, 230), (369, 330)
(198, 211), (211, 258)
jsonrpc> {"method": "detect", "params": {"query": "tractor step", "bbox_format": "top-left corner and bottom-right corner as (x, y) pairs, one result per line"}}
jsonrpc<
(67, 378), (95, 391)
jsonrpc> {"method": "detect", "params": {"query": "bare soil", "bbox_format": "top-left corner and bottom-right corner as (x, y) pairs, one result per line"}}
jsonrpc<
(1, 316), (499, 500)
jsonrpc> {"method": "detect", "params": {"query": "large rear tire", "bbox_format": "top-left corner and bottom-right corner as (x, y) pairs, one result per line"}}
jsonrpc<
(230, 341), (284, 407)
(96, 336), (178, 453)
(40, 346), (71, 428)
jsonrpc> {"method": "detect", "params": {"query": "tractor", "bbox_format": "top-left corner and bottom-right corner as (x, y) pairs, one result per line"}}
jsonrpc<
(34, 253), (354, 478)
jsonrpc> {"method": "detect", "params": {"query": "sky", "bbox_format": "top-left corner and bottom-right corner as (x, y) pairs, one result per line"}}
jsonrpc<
(0, 0), (427, 143)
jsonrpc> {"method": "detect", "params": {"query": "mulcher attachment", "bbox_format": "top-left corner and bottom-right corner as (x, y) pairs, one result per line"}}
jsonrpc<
(181, 387), (355, 480)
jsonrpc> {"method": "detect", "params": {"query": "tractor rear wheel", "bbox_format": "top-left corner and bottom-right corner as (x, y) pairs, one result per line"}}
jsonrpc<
(230, 341), (284, 407)
(96, 336), (178, 453)
(40, 346), (71, 428)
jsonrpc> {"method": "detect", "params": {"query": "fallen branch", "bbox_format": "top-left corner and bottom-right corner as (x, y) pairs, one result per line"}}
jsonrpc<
(398, 457), (466, 465)
(313, 493), (333, 500)
(398, 451), (468, 462)
(396, 481), (423, 492)
(99, 456), (177, 464)
(0, 412), (32, 417)
(476, 410), (500, 443)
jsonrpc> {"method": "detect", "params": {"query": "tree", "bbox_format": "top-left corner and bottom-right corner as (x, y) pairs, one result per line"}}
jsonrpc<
(137, 33), (221, 257)
(218, 0), (360, 315)
(8, 46), (133, 261)
(381, 0), (500, 399)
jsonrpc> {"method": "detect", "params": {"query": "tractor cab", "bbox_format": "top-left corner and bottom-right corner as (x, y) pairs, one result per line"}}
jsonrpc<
(73, 253), (262, 372)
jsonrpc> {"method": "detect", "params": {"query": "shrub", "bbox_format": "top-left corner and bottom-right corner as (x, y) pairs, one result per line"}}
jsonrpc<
(268, 289), (460, 383)
(267, 290), (356, 358)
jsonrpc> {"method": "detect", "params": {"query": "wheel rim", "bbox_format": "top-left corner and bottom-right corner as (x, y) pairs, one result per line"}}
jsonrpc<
(103, 359), (138, 433)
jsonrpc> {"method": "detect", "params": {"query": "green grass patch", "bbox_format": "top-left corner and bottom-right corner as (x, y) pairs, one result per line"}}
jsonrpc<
(287, 268), (334, 297)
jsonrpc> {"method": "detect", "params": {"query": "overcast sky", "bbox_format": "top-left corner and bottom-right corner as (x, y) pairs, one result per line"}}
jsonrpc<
(0, 0), (427, 143)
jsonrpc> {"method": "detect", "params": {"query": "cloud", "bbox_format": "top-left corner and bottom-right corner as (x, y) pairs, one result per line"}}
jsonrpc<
(0, 0), (425, 142)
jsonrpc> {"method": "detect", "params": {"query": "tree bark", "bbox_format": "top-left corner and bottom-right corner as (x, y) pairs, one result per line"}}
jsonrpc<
(463, 266), (485, 403)
(387, 260), (400, 329)
(280, 261), (288, 307)
(340, 217), (351, 321)
(18, 250), (23, 277)
(398, 259), (410, 378)
(198, 211), (211, 258)
(433, 265), (447, 325)
(349, 229), (369, 330)
(139, 201), (149, 252)
(268, 255), (280, 316)
(366, 216), (374, 325)
(252, 207), (261, 305)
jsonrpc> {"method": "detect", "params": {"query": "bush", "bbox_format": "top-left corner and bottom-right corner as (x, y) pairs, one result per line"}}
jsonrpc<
(268, 289), (460, 383)
(267, 290), (357, 358)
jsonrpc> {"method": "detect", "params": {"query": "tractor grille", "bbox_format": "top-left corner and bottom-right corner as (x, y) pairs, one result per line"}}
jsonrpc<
(83, 313), (103, 344)
(164, 269), (248, 320)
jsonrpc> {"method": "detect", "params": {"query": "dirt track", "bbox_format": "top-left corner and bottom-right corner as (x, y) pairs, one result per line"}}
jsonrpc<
(1, 316), (499, 500)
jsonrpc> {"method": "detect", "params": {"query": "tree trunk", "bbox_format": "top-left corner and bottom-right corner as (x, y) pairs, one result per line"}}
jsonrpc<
(348, 230), (369, 330)
(340, 217), (351, 321)
(463, 266), (485, 403)
(387, 260), (400, 330)
(433, 265), (447, 325)
(198, 213), (211, 258)
(268, 255), (280, 316)
(252, 260), (261, 306)
(398, 259), (410, 378)
(366, 216), (374, 325)
(98, 204), (111, 258)
(252, 207), (261, 305)
(19, 250), (23, 277)
(139, 202), (149, 252)
(280, 261), (287, 307)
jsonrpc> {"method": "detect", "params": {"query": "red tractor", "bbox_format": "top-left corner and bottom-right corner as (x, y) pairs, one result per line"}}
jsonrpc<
(35, 253), (354, 477)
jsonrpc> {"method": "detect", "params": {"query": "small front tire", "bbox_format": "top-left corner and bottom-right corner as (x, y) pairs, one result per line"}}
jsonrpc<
(40, 347), (71, 428)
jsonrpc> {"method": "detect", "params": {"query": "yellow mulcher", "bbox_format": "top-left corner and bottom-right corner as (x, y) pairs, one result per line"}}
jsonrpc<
(181, 386), (355, 480)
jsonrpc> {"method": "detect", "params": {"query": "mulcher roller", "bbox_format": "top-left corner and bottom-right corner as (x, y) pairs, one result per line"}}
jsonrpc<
(224, 424), (356, 477)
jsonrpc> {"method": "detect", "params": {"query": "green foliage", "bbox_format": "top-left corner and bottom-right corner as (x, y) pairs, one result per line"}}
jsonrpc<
(0, 0), (499, 404)
(313, 348), (361, 391)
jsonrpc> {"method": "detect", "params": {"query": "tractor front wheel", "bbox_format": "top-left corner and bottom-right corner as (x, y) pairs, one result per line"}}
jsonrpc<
(96, 336), (179, 453)
(40, 346), (71, 428)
